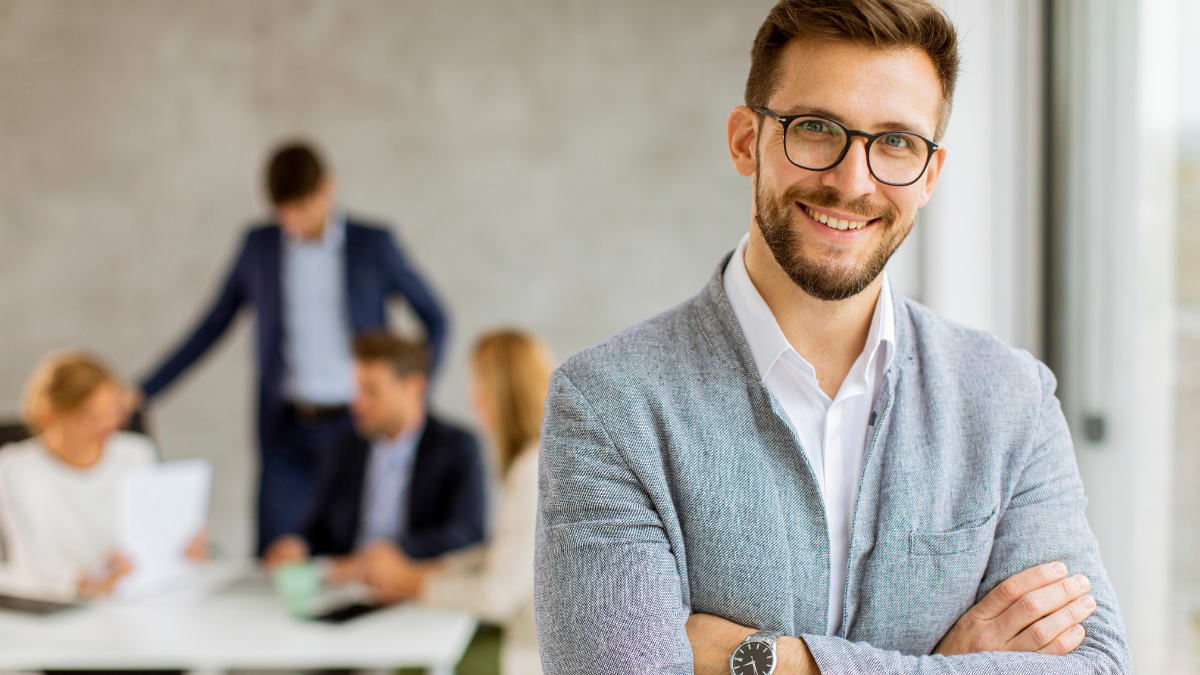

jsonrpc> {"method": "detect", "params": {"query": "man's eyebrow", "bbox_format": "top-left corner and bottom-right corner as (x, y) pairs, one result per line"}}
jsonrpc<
(778, 104), (930, 136)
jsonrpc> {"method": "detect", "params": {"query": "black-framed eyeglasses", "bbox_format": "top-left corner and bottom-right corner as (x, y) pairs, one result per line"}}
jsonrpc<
(753, 107), (939, 187)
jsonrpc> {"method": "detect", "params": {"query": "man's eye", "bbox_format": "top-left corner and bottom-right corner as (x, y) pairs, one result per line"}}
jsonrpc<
(798, 120), (829, 133)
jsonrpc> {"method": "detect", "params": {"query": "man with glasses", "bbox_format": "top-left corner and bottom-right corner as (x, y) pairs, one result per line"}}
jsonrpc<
(535, 1), (1130, 674)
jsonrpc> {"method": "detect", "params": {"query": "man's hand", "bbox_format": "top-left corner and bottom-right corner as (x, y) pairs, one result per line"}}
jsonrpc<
(77, 551), (134, 598)
(262, 535), (309, 571)
(935, 561), (1096, 656)
(687, 613), (819, 675)
(355, 539), (433, 604)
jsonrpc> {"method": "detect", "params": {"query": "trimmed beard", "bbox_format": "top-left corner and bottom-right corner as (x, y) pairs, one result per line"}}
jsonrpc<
(753, 156), (911, 301)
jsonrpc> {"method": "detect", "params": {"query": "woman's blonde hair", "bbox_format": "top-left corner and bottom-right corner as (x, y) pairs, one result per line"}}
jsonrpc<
(20, 350), (121, 433)
(472, 329), (553, 476)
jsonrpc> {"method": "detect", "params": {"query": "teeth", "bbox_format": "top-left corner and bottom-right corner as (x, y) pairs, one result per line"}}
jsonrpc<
(805, 206), (867, 231)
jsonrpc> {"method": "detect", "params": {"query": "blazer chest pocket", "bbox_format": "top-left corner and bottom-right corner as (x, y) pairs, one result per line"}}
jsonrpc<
(908, 507), (998, 556)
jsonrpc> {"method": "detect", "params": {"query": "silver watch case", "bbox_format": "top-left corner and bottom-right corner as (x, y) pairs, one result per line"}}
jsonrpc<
(729, 630), (782, 675)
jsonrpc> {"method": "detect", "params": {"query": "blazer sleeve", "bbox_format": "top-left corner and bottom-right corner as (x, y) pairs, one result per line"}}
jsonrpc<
(535, 369), (694, 675)
(139, 233), (251, 399)
(401, 431), (487, 559)
(378, 229), (448, 372)
(798, 362), (1131, 674)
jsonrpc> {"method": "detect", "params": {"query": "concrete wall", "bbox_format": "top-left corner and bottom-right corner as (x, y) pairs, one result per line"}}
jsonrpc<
(0, 0), (788, 555)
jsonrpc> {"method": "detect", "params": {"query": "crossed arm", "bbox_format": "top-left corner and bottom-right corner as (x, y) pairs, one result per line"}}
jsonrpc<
(688, 561), (1099, 674)
(534, 365), (1131, 674)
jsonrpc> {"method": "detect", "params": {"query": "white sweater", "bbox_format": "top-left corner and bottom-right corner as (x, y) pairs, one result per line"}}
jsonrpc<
(421, 445), (541, 675)
(0, 432), (156, 598)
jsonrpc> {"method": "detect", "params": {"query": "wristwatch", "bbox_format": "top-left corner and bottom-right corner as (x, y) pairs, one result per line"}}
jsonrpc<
(730, 630), (782, 675)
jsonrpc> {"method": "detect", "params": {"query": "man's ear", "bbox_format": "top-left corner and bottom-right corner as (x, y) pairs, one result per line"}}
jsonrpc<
(727, 106), (760, 178)
(918, 146), (947, 207)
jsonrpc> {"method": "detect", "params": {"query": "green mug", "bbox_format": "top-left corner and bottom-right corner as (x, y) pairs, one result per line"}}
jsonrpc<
(273, 562), (322, 618)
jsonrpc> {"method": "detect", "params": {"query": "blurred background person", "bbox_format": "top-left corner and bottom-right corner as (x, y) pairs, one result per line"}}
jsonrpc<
(136, 141), (449, 555)
(350, 329), (552, 675)
(0, 351), (206, 599)
(262, 333), (486, 583)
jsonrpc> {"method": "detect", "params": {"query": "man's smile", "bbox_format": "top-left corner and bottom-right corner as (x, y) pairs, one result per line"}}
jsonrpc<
(796, 201), (881, 236)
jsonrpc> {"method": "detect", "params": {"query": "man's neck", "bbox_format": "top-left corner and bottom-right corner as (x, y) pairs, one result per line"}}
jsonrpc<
(305, 213), (329, 242)
(381, 407), (426, 443)
(743, 230), (882, 398)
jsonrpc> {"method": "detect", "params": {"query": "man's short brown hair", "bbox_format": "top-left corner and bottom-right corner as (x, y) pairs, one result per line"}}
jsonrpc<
(265, 141), (325, 205)
(745, 0), (959, 140)
(352, 332), (431, 379)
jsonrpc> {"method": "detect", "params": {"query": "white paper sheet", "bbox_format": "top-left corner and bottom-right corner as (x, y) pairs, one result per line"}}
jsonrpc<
(114, 459), (212, 598)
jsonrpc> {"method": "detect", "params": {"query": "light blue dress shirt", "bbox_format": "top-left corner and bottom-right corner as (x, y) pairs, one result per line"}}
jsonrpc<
(281, 211), (356, 405)
(356, 423), (423, 548)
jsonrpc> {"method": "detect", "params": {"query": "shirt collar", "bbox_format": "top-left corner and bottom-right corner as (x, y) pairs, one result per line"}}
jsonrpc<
(372, 420), (424, 468)
(722, 232), (896, 382)
(284, 208), (345, 249)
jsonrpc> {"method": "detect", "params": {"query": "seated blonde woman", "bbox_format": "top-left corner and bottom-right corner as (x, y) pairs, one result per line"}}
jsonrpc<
(346, 329), (552, 675)
(0, 350), (206, 599)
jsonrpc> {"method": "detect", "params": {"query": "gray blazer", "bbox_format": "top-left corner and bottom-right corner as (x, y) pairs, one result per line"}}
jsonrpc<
(535, 255), (1130, 674)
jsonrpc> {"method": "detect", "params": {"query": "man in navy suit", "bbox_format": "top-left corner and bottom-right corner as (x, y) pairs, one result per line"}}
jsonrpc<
(138, 142), (447, 554)
(261, 332), (486, 601)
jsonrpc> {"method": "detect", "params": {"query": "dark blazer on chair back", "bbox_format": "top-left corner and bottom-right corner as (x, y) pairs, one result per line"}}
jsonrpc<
(301, 414), (487, 560)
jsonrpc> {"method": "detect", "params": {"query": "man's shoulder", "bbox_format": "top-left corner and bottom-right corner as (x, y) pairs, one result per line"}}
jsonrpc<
(423, 415), (480, 454)
(557, 292), (712, 394)
(237, 224), (280, 258)
(344, 218), (394, 240)
(328, 429), (370, 459)
(900, 296), (1052, 400)
(244, 222), (279, 241)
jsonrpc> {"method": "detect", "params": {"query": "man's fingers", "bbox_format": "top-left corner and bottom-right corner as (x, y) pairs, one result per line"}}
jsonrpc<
(1035, 624), (1087, 655)
(1006, 594), (1096, 651)
(972, 562), (1068, 620)
(995, 573), (1090, 637)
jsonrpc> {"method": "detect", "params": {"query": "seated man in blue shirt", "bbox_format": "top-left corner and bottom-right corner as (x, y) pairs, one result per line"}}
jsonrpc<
(262, 332), (486, 600)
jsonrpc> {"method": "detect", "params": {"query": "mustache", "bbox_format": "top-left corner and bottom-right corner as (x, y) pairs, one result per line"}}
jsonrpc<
(781, 185), (898, 224)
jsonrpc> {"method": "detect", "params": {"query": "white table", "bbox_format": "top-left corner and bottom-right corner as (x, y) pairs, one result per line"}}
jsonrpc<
(0, 561), (477, 674)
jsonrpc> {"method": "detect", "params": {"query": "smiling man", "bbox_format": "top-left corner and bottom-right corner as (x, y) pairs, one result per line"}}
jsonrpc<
(534, 2), (1130, 674)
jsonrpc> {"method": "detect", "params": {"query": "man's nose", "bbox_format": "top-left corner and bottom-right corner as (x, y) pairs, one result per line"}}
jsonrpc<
(819, 137), (877, 199)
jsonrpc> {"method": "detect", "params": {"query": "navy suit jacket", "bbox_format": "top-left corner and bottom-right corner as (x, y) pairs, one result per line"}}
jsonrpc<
(139, 219), (447, 444)
(302, 414), (487, 560)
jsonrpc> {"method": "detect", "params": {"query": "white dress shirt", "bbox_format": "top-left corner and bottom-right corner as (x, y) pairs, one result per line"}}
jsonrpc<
(722, 233), (895, 635)
(356, 423), (424, 549)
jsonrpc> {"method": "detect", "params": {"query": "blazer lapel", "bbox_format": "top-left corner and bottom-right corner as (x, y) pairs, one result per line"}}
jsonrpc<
(404, 418), (442, 532)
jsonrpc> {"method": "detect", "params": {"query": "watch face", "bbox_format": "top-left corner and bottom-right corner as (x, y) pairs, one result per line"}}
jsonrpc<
(731, 639), (774, 675)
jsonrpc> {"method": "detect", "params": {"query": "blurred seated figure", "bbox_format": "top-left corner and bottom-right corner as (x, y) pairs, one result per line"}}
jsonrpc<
(0, 351), (207, 599)
(263, 333), (487, 588)
(332, 329), (551, 675)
